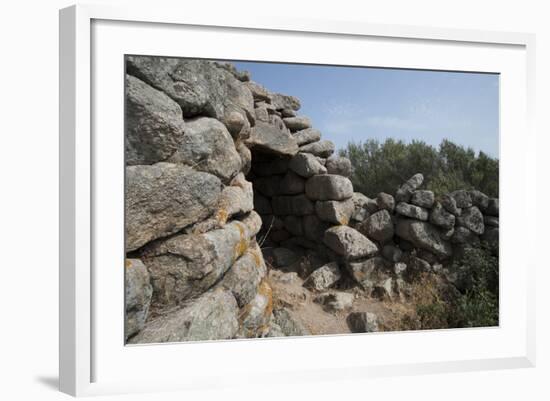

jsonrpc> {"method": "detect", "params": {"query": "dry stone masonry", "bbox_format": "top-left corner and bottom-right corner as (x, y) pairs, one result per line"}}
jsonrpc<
(124, 56), (499, 342)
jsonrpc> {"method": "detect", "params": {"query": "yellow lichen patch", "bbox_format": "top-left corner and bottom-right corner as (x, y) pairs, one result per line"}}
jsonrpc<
(258, 280), (273, 318)
(339, 216), (350, 225)
(233, 223), (249, 261)
(215, 206), (229, 226)
(125, 259), (133, 269)
(248, 246), (263, 268)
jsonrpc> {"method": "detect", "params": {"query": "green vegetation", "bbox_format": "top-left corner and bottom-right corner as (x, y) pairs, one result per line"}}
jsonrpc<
(339, 138), (499, 198)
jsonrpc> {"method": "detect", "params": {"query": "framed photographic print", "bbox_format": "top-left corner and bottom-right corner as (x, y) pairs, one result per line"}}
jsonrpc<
(59, 4), (536, 397)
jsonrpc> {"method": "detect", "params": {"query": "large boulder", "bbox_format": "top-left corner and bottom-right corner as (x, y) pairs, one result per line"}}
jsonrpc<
(315, 198), (355, 225)
(429, 202), (456, 229)
(395, 219), (453, 258)
(288, 152), (327, 177)
(299, 140), (335, 158)
(325, 156), (352, 177)
(125, 75), (185, 165)
(125, 163), (222, 251)
(293, 128), (321, 146)
(218, 244), (267, 307)
(305, 174), (354, 201)
(142, 219), (256, 308)
(360, 209), (394, 242)
(395, 173), (424, 202)
(126, 56), (254, 124)
(128, 289), (239, 343)
(168, 117), (241, 184)
(246, 121), (299, 156)
(283, 116), (312, 131)
(457, 206), (485, 235)
(395, 202), (429, 221)
(323, 226), (378, 260)
(125, 259), (153, 339)
(303, 262), (342, 291)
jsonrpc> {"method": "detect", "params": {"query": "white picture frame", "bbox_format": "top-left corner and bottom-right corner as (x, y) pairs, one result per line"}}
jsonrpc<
(59, 4), (536, 397)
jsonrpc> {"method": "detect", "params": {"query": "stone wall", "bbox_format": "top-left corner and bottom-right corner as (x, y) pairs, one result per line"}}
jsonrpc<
(124, 56), (499, 343)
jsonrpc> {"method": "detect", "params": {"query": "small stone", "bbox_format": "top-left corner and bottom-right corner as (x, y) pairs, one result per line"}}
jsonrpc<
(347, 312), (379, 333)
(395, 173), (424, 202)
(411, 190), (435, 208)
(315, 198), (355, 225)
(299, 140), (335, 158)
(451, 190), (473, 208)
(314, 292), (354, 311)
(272, 308), (310, 337)
(429, 202), (456, 229)
(376, 192), (395, 212)
(441, 194), (461, 216)
(283, 116), (312, 131)
(325, 156), (352, 177)
(293, 128), (322, 146)
(323, 226), (378, 260)
(303, 262), (342, 291)
(288, 152), (327, 178)
(395, 202), (429, 221)
(451, 226), (479, 244)
(469, 190), (490, 212)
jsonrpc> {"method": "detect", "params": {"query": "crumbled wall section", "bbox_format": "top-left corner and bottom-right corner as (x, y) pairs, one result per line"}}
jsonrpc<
(124, 57), (499, 343)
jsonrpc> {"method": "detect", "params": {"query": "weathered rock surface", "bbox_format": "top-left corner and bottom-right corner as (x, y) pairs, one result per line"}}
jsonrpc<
(129, 289), (239, 343)
(288, 152), (327, 177)
(360, 209), (394, 242)
(457, 206), (485, 235)
(125, 163), (222, 251)
(303, 262), (341, 291)
(325, 156), (352, 177)
(395, 219), (453, 258)
(376, 192), (395, 212)
(469, 190), (490, 212)
(395, 202), (429, 221)
(125, 259), (153, 339)
(270, 93), (301, 111)
(347, 312), (379, 333)
(238, 280), (273, 338)
(305, 174), (354, 201)
(324, 226), (378, 260)
(395, 173), (424, 202)
(315, 198), (355, 225)
(272, 308), (310, 336)
(347, 257), (392, 298)
(246, 121), (299, 156)
(168, 117), (241, 183)
(299, 140), (335, 158)
(451, 190), (473, 208)
(293, 128), (321, 146)
(441, 194), (461, 216)
(411, 190), (435, 208)
(125, 74), (185, 165)
(430, 202), (456, 229)
(283, 116), (312, 131)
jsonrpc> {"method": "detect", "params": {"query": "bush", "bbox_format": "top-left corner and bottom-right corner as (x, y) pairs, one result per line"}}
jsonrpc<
(339, 138), (499, 198)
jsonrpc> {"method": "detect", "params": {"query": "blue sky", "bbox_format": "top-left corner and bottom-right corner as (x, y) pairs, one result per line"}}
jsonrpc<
(233, 61), (499, 158)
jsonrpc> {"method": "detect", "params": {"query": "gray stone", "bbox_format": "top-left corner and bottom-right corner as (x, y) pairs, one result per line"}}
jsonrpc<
(246, 121), (298, 157)
(236, 142), (251, 175)
(272, 308), (310, 337)
(270, 93), (301, 111)
(323, 226), (378, 260)
(376, 192), (395, 212)
(305, 174), (354, 201)
(125, 163), (222, 251)
(470, 190), (490, 212)
(269, 114), (290, 133)
(325, 156), (352, 177)
(168, 117), (241, 184)
(395, 173), (424, 202)
(315, 198), (355, 225)
(245, 81), (271, 102)
(292, 128), (321, 146)
(283, 215), (304, 236)
(347, 312), (379, 333)
(484, 216), (499, 227)
(283, 116), (312, 131)
(125, 75), (185, 165)
(457, 206), (485, 235)
(451, 190), (473, 208)
(486, 198), (499, 216)
(382, 244), (403, 263)
(395, 219), (453, 258)
(218, 244), (267, 307)
(429, 202), (456, 229)
(350, 193), (372, 222)
(347, 257), (392, 298)
(441, 194), (461, 216)
(272, 194), (314, 215)
(360, 209), (394, 242)
(279, 171), (305, 195)
(288, 152), (327, 178)
(129, 289), (239, 343)
(451, 226), (479, 244)
(255, 106), (269, 123)
(395, 202), (429, 221)
(125, 259), (153, 339)
(143, 219), (256, 307)
(314, 292), (354, 311)
(299, 140), (335, 158)
(237, 281), (273, 338)
(126, 57), (254, 124)
(281, 108), (297, 117)
(223, 110), (248, 139)
(304, 262), (342, 291)
(394, 262), (407, 275)
(215, 173), (254, 224)
(411, 190), (435, 209)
